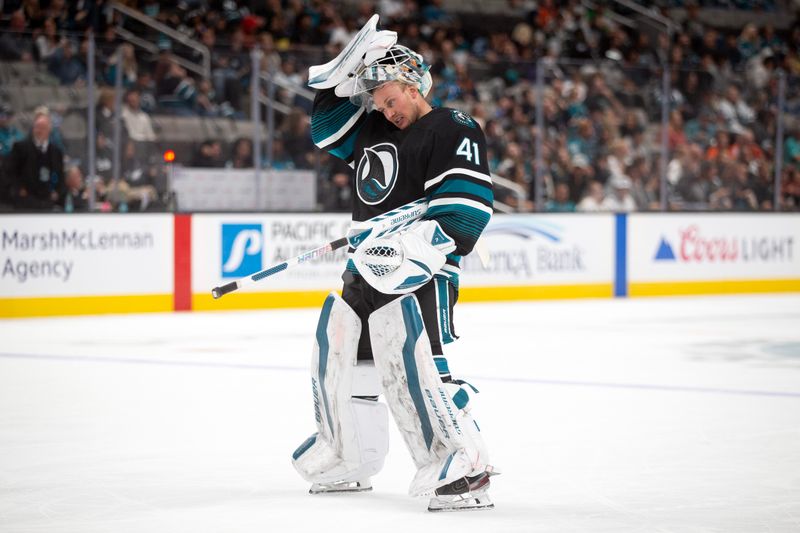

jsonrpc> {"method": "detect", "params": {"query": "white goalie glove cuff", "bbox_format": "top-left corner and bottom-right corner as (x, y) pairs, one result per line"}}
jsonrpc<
(352, 220), (457, 295)
(307, 14), (397, 91)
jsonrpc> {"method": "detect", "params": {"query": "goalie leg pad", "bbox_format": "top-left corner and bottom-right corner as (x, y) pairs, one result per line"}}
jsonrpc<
(368, 294), (490, 496)
(293, 293), (389, 485)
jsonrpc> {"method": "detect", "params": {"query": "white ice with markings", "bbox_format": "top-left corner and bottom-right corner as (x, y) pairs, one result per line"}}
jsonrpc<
(1, 294), (799, 532)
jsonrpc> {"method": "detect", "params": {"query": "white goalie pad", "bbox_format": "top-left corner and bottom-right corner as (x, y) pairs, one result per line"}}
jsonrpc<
(368, 295), (490, 496)
(292, 293), (389, 485)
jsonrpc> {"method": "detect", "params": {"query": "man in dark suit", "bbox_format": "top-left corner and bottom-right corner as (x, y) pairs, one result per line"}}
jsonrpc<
(6, 112), (65, 210)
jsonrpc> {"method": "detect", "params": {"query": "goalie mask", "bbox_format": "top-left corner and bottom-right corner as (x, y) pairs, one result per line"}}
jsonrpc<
(335, 45), (433, 107)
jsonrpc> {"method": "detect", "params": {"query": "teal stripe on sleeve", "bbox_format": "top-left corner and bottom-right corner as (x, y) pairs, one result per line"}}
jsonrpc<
(430, 179), (494, 204)
(329, 122), (363, 161)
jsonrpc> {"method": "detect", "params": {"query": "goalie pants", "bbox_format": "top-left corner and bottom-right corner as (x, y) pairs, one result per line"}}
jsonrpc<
(341, 270), (458, 360)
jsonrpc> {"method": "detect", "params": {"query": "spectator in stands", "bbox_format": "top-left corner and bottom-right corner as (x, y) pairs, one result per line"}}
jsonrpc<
(669, 144), (698, 195)
(616, 77), (647, 112)
(269, 137), (296, 170)
(715, 86), (755, 132)
(45, 0), (68, 29)
(785, 127), (800, 168)
(95, 88), (119, 141)
(0, 104), (25, 158)
(567, 118), (599, 168)
(318, 153), (352, 212)
(5, 111), (65, 210)
(211, 28), (249, 111)
(680, 160), (716, 207)
(226, 137), (253, 169)
(577, 180), (606, 212)
(602, 176), (637, 212)
(783, 166), (800, 209)
(626, 156), (656, 210)
(63, 164), (88, 212)
(569, 154), (595, 202)
(422, 0), (453, 25)
(737, 23), (761, 63)
(667, 109), (688, 151)
(274, 57), (305, 108)
(0, 10), (34, 61)
(21, 0), (44, 30)
(47, 39), (86, 86)
(606, 138), (631, 182)
(194, 78), (220, 117)
(191, 139), (224, 168)
(706, 130), (735, 161)
(134, 72), (158, 113)
(34, 17), (60, 61)
(94, 132), (114, 184)
(752, 160), (775, 211)
(157, 59), (197, 115)
(495, 142), (526, 179)
(258, 31), (282, 74)
(585, 74), (623, 116)
(685, 109), (718, 147)
(68, 0), (98, 33)
(545, 182), (576, 212)
(0, 103), (25, 208)
(121, 89), (156, 143)
(119, 140), (159, 211)
(105, 43), (138, 88)
(730, 161), (759, 211)
(280, 108), (314, 169)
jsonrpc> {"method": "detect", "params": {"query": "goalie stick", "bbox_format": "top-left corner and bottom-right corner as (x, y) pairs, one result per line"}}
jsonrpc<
(211, 198), (428, 299)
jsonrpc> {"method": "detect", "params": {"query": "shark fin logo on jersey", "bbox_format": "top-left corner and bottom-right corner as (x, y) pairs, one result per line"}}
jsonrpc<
(355, 142), (398, 205)
(450, 109), (476, 129)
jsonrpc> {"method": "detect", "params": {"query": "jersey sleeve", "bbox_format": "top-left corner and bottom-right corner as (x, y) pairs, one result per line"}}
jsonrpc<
(422, 115), (494, 257)
(310, 88), (367, 165)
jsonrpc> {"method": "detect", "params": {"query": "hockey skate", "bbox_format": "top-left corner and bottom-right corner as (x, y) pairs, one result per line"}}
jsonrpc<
(309, 479), (373, 495)
(427, 468), (496, 512)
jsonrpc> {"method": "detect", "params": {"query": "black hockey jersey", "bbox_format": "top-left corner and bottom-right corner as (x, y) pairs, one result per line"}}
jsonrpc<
(310, 88), (493, 285)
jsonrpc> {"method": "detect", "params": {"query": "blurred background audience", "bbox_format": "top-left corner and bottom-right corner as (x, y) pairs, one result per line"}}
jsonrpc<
(0, 0), (797, 212)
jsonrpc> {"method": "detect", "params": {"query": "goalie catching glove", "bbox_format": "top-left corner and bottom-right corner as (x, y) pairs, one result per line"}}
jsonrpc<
(352, 220), (456, 295)
(307, 14), (397, 95)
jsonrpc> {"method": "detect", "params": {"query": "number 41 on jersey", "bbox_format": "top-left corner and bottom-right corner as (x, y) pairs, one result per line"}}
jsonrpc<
(456, 137), (480, 165)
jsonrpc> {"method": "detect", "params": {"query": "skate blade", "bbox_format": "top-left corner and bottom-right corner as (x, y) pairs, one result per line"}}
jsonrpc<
(427, 493), (494, 512)
(309, 480), (372, 495)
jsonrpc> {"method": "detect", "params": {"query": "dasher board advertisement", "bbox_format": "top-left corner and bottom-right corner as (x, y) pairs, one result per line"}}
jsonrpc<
(460, 214), (615, 287)
(192, 213), (351, 296)
(628, 214), (800, 283)
(0, 214), (173, 298)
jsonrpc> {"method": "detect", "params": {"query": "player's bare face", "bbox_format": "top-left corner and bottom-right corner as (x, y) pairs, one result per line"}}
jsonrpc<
(373, 82), (418, 130)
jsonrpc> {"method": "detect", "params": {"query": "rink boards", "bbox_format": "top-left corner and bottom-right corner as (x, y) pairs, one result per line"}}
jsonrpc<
(1, 212), (799, 317)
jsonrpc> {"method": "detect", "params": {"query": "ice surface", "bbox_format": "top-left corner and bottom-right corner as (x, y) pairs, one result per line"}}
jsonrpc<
(1, 294), (799, 532)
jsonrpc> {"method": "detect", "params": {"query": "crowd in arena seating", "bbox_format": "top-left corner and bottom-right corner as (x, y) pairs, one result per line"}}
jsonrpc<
(0, 0), (798, 212)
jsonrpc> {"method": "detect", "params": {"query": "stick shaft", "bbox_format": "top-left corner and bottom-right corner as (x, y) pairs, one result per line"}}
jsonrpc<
(211, 199), (427, 299)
